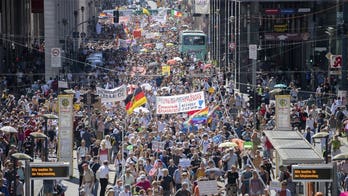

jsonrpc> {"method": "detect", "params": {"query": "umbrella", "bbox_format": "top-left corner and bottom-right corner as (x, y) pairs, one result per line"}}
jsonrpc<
(332, 153), (348, 161)
(312, 132), (329, 139)
(170, 27), (177, 31)
(140, 48), (148, 53)
(148, 62), (159, 67)
(42, 114), (58, 119)
(134, 107), (150, 113)
(173, 57), (183, 62)
(160, 87), (171, 91)
(274, 84), (287, 88)
(167, 59), (177, 65)
(64, 89), (76, 94)
(141, 83), (152, 91)
(270, 88), (283, 95)
(218, 142), (238, 148)
(143, 43), (154, 48)
(30, 132), (48, 138)
(231, 138), (245, 150)
(205, 168), (224, 176)
(11, 153), (32, 160)
(166, 43), (174, 47)
(0, 126), (17, 133)
(204, 64), (213, 69)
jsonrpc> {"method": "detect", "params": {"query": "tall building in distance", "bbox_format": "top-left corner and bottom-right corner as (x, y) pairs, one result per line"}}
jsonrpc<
(210, 0), (345, 93)
(0, 0), (98, 82)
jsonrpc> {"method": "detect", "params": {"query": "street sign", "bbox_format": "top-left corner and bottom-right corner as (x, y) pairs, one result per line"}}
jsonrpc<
(51, 48), (62, 68)
(30, 162), (70, 180)
(292, 164), (333, 182)
(248, 44), (257, 60)
(330, 55), (342, 68)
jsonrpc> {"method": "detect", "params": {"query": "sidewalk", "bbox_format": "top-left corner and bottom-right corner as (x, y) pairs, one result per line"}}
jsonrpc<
(34, 150), (117, 195)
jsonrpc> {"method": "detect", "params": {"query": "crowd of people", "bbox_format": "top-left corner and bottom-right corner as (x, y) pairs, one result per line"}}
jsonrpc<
(0, 2), (348, 196)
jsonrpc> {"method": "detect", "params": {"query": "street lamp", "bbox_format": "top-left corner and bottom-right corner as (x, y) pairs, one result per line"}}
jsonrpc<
(30, 132), (51, 196)
(312, 132), (330, 163)
(312, 132), (329, 196)
(11, 153), (32, 196)
(325, 27), (335, 84)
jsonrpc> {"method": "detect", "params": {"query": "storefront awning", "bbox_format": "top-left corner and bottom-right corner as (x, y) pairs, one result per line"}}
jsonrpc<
(263, 130), (324, 165)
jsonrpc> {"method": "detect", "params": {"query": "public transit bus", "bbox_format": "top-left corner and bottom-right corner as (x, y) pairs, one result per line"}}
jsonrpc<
(179, 30), (207, 61)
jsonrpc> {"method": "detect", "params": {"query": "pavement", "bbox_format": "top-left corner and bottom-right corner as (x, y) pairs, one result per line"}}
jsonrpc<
(33, 151), (117, 196)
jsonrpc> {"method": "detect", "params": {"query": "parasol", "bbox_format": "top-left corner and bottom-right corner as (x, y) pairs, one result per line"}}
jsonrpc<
(0, 126), (17, 133)
(218, 142), (238, 148)
(134, 107), (150, 113)
(167, 59), (177, 65)
(270, 88), (283, 95)
(332, 153), (348, 161)
(205, 168), (224, 176)
(274, 84), (287, 88)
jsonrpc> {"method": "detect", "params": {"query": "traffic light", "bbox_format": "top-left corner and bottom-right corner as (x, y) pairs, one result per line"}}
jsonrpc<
(114, 10), (119, 24)
(81, 93), (99, 105)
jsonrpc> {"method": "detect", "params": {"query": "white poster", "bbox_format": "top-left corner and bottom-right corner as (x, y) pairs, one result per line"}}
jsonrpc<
(58, 95), (73, 176)
(275, 95), (291, 130)
(197, 180), (218, 195)
(96, 85), (127, 103)
(156, 91), (206, 114)
(194, 0), (210, 14)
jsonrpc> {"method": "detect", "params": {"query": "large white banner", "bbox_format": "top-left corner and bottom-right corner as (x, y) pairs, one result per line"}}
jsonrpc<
(58, 94), (73, 176)
(194, 0), (210, 14)
(275, 95), (291, 130)
(156, 91), (206, 114)
(96, 85), (127, 103)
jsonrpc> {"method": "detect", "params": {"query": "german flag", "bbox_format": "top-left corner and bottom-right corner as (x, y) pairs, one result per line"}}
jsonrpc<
(125, 88), (147, 114)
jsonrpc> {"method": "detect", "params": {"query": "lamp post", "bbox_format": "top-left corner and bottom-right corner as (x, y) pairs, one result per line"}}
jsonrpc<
(325, 27), (335, 86)
(30, 132), (49, 196)
(312, 132), (329, 195)
(11, 153), (32, 196)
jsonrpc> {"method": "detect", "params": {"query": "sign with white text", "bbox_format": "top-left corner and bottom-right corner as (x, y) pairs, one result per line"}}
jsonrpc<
(275, 95), (291, 130)
(58, 95), (73, 176)
(156, 92), (205, 114)
(96, 85), (127, 103)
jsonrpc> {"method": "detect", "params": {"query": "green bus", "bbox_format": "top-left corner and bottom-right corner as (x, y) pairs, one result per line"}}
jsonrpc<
(179, 30), (207, 61)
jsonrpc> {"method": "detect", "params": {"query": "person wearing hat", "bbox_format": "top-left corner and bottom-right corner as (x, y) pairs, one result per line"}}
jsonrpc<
(119, 184), (132, 196)
(82, 162), (94, 196)
(222, 148), (238, 171)
(135, 174), (151, 192)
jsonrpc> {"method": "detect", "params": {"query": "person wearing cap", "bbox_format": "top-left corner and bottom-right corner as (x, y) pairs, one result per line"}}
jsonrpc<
(97, 160), (109, 196)
(241, 164), (253, 196)
(119, 184), (132, 196)
(135, 174), (151, 192)
(174, 181), (191, 196)
(222, 148), (238, 171)
(82, 162), (94, 196)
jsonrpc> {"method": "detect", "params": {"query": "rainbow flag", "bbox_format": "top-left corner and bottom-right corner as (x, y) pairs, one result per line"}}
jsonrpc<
(185, 107), (209, 125)
(207, 105), (221, 123)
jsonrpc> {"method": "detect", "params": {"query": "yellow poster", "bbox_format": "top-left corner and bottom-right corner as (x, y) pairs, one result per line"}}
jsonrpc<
(162, 65), (171, 76)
